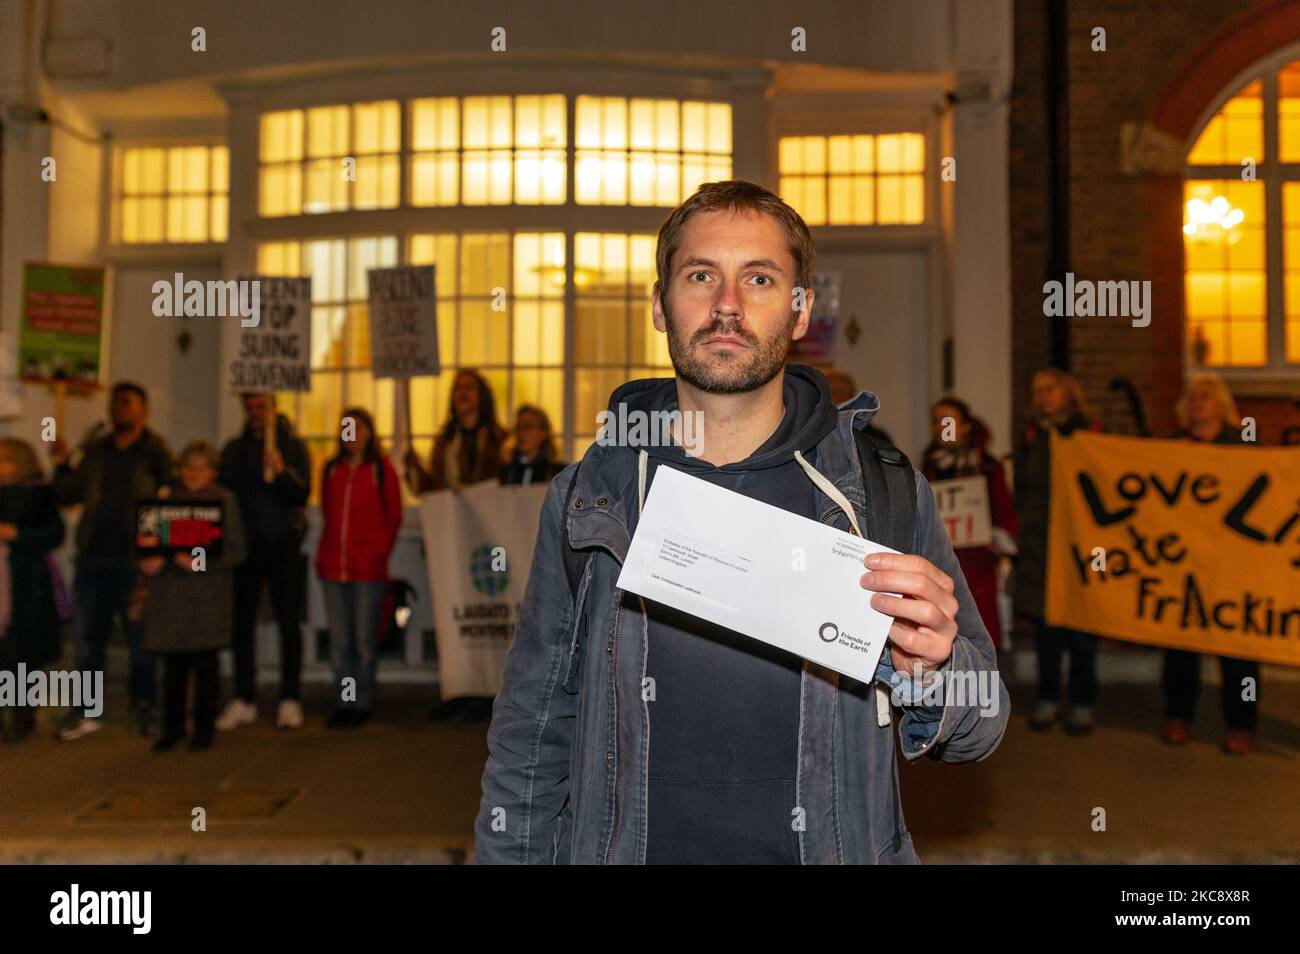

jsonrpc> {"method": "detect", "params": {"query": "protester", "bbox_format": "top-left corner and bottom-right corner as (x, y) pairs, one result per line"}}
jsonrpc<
(0, 439), (66, 744)
(476, 180), (1008, 864)
(499, 405), (566, 486)
(1161, 373), (1259, 755)
(315, 408), (402, 728)
(137, 441), (246, 752)
(51, 381), (173, 740)
(407, 369), (506, 722)
(217, 393), (311, 732)
(1013, 367), (1102, 735)
(405, 369), (507, 494)
(920, 397), (1019, 651)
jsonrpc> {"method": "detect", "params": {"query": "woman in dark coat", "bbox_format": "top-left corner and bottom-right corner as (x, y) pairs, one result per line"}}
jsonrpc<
(1013, 368), (1103, 736)
(0, 439), (66, 742)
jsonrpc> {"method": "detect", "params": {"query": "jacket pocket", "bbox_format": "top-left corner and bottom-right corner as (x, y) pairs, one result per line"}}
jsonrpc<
(561, 610), (586, 695)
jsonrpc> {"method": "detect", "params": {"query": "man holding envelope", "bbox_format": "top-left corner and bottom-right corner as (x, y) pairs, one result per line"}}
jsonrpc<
(476, 180), (1009, 864)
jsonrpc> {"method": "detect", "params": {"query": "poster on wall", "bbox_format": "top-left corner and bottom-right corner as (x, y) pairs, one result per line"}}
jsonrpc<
(787, 271), (840, 363)
(18, 262), (106, 385)
(221, 276), (312, 393)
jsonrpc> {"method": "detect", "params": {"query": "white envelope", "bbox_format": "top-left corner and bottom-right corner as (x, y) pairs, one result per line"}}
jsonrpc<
(616, 464), (899, 683)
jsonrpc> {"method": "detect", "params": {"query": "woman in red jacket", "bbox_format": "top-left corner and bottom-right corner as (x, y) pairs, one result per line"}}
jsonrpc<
(315, 407), (402, 728)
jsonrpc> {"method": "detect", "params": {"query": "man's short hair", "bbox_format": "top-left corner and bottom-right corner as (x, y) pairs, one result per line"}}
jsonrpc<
(240, 391), (276, 404)
(111, 380), (148, 405)
(655, 179), (817, 296)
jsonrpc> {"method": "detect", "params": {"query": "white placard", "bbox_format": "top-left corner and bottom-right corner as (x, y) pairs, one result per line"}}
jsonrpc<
(223, 276), (312, 393)
(930, 475), (993, 549)
(368, 265), (440, 379)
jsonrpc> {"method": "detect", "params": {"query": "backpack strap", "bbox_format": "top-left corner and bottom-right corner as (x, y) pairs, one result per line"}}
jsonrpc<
(560, 462), (587, 598)
(853, 429), (917, 554)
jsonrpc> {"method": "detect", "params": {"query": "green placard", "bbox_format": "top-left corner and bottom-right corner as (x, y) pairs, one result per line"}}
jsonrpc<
(19, 262), (105, 384)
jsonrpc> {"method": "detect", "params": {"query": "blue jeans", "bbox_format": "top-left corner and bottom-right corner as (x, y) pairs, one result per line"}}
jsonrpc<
(73, 552), (156, 713)
(320, 580), (384, 711)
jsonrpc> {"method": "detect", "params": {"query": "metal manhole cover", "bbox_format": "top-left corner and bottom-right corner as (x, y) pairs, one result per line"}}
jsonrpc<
(75, 789), (301, 822)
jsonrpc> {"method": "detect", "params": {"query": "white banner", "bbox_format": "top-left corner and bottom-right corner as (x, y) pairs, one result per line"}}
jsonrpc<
(368, 264), (440, 379)
(930, 475), (993, 549)
(419, 481), (549, 699)
(224, 275), (312, 392)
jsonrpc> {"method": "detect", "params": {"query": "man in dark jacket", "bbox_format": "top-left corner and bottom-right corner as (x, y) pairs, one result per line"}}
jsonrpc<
(217, 393), (311, 732)
(51, 381), (173, 740)
(475, 182), (1008, 864)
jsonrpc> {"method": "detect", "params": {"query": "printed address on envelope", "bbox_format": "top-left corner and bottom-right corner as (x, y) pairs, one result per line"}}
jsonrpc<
(617, 464), (898, 683)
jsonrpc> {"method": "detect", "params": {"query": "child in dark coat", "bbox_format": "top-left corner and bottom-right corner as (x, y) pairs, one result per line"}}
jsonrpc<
(138, 440), (245, 751)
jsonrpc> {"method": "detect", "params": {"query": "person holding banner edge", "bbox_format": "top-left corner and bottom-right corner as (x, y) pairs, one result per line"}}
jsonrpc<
(1013, 367), (1103, 736)
(1161, 372), (1259, 755)
(407, 369), (507, 723)
(217, 393), (312, 732)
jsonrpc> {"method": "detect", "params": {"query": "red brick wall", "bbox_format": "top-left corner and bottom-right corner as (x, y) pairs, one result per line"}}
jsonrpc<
(1010, 0), (1300, 443)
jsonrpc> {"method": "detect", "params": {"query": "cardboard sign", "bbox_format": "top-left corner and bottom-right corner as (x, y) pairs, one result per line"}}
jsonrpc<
(136, 499), (225, 559)
(19, 262), (105, 384)
(931, 475), (993, 549)
(1046, 431), (1300, 665)
(368, 265), (440, 378)
(223, 276), (312, 392)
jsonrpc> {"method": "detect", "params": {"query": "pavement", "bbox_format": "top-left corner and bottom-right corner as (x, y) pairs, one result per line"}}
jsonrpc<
(1, 651), (1297, 864)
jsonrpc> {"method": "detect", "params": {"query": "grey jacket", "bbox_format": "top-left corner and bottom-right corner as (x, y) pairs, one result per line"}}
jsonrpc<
(475, 388), (1010, 864)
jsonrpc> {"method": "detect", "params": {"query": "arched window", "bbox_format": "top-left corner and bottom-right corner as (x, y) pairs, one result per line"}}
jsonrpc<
(1184, 59), (1300, 372)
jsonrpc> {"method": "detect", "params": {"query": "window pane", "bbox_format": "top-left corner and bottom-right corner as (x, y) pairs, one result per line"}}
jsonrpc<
(1187, 80), (1263, 165)
(1184, 179), (1266, 366)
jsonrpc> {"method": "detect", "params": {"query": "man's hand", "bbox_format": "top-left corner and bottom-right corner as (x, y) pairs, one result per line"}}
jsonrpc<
(264, 448), (285, 477)
(0, 522), (17, 543)
(172, 552), (196, 572)
(860, 552), (960, 675)
(140, 556), (166, 577)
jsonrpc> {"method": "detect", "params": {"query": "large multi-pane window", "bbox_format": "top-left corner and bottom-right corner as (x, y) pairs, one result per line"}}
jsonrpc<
(1184, 63), (1300, 368)
(778, 133), (925, 226)
(409, 95), (567, 205)
(114, 144), (229, 243)
(574, 97), (732, 205)
(254, 93), (720, 467)
(260, 101), (401, 215)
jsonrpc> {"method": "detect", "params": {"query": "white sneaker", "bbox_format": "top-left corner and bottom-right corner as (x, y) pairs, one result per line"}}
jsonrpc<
(276, 699), (304, 730)
(215, 699), (258, 732)
(57, 716), (103, 741)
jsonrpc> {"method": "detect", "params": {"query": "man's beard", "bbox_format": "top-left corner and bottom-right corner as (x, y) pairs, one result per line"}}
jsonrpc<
(664, 304), (796, 395)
